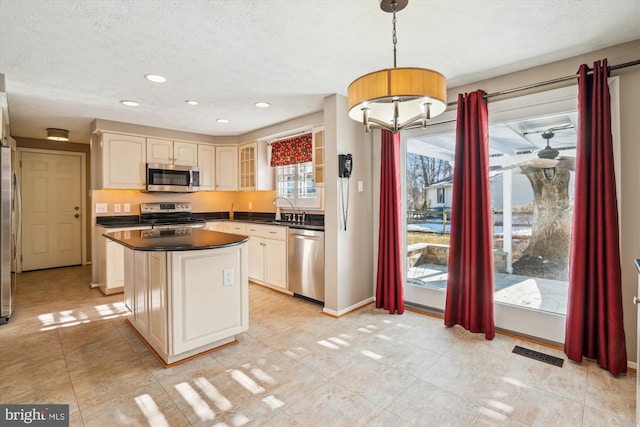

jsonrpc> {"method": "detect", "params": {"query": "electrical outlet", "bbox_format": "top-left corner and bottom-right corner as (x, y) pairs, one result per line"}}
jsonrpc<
(124, 203), (131, 213)
(223, 269), (234, 286)
(95, 203), (107, 214)
(248, 201), (253, 210)
(114, 203), (121, 213)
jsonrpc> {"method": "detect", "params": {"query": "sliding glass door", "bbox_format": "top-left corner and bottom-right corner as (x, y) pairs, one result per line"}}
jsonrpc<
(402, 86), (582, 343)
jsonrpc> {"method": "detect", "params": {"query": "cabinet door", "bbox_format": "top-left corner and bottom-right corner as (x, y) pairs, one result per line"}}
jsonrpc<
(146, 138), (173, 164)
(197, 144), (216, 190)
(132, 250), (149, 331)
(173, 141), (198, 166)
(123, 247), (134, 313)
(205, 221), (224, 231)
(147, 252), (168, 353)
(247, 237), (265, 281)
(312, 127), (324, 186)
(105, 240), (125, 290)
(239, 143), (256, 190)
(170, 247), (249, 355)
(264, 238), (287, 289)
(102, 133), (146, 189)
(215, 146), (238, 191)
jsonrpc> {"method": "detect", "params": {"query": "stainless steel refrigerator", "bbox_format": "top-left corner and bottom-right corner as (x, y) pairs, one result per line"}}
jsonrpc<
(1, 138), (20, 324)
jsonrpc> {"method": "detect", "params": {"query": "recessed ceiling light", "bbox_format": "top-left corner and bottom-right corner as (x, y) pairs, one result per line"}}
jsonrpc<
(185, 100), (198, 105)
(255, 102), (271, 108)
(216, 119), (229, 124)
(120, 100), (139, 107)
(144, 74), (166, 83)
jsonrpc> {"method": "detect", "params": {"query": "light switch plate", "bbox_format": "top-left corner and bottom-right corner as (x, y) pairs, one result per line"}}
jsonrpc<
(358, 180), (364, 192)
(95, 203), (108, 214)
(114, 203), (121, 213)
(124, 203), (131, 213)
(223, 269), (234, 286)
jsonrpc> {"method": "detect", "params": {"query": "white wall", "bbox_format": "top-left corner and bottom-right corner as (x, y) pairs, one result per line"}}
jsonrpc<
(323, 94), (375, 315)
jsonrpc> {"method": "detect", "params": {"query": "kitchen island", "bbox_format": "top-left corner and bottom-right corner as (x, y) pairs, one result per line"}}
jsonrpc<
(104, 227), (249, 367)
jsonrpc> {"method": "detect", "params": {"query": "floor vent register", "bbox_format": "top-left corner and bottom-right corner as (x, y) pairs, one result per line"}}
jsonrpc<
(512, 345), (564, 367)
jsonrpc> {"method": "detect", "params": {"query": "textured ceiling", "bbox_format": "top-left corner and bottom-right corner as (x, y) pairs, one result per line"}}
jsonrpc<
(0, 0), (639, 143)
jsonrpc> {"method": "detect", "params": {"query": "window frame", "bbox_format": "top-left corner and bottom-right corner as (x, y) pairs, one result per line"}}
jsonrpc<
(274, 161), (323, 210)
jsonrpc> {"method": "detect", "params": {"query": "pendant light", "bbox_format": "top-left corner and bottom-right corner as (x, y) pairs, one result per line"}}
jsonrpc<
(348, 0), (447, 133)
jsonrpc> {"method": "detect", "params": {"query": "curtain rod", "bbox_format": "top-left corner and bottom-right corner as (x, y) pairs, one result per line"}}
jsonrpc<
(446, 58), (640, 107)
(267, 130), (312, 145)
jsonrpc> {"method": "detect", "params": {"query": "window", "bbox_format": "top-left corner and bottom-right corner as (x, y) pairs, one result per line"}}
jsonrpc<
(437, 188), (445, 204)
(275, 161), (321, 209)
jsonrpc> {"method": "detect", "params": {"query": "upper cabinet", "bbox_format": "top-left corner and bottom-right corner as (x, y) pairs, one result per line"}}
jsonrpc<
(312, 126), (324, 186)
(147, 138), (198, 166)
(239, 141), (273, 191)
(97, 132), (146, 190)
(197, 144), (216, 190)
(215, 146), (238, 191)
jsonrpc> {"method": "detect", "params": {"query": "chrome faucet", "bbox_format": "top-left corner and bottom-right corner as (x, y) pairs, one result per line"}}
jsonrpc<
(272, 197), (300, 222)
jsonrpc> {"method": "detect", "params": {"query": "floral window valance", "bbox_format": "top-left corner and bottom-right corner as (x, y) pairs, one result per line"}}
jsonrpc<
(270, 133), (312, 167)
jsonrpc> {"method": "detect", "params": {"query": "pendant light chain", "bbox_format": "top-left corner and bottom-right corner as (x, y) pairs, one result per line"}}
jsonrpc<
(392, 1), (397, 68)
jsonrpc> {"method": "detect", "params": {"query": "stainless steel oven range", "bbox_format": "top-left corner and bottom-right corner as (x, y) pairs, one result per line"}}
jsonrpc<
(139, 202), (206, 229)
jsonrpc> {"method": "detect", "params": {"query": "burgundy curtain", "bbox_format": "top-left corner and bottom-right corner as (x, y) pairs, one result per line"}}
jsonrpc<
(376, 130), (404, 314)
(444, 90), (495, 339)
(565, 59), (627, 375)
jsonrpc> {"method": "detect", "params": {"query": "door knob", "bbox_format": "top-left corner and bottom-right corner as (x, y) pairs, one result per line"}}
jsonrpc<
(75, 206), (79, 210)
(634, 296), (639, 305)
(74, 214), (80, 218)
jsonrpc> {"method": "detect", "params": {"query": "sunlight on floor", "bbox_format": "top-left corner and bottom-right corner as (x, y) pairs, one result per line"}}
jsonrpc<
(37, 302), (128, 331)
(134, 394), (169, 427)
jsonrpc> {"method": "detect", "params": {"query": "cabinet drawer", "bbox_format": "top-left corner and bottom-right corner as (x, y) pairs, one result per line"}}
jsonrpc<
(244, 224), (287, 240)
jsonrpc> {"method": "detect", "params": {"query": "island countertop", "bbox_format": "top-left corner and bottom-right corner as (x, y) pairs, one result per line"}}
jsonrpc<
(104, 227), (249, 251)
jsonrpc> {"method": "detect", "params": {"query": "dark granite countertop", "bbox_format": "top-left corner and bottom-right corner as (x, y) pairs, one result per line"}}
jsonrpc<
(97, 211), (325, 231)
(104, 228), (249, 251)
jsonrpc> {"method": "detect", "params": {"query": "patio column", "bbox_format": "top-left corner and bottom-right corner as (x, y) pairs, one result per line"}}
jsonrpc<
(502, 169), (513, 273)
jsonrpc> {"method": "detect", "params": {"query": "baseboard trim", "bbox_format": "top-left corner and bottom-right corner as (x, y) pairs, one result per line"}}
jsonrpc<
(322, 297), (374, 318)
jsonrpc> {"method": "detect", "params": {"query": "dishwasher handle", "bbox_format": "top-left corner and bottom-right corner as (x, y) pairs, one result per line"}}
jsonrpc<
(290, 234), (322, 241)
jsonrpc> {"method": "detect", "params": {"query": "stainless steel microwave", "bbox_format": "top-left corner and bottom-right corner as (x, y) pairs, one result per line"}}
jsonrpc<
(145, 163), (200, 192)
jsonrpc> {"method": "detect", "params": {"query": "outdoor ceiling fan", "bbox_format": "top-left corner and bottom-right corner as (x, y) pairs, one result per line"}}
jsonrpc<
(491, 127), (576, 172)
(529, 130), (562, 168)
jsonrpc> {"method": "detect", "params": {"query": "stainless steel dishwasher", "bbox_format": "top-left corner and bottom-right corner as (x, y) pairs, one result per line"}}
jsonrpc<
(288, 228), (324, 303)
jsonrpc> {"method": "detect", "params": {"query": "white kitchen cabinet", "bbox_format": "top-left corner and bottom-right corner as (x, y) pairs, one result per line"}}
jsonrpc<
(96, 225), (151, 295)
(170, 247), (248, 356)
(147, 138), (198, 166)
(224, 222), (245, 235)
(215, 146), (238, 191)
(125, 249), (169, 354)
(97, 132), (146, 189)
(312, 126), (325, 186)
(244, 223), (287, 290)
(205, 221), (224, 231)
(147, 251), (168, 353)
(198, 144), (216, 190)
(123, 243), (249, 365)
(239, 141), (273, 191)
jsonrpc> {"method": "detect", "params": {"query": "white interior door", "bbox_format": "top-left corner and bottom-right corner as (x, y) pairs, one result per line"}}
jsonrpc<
(21, 151), (82, 271)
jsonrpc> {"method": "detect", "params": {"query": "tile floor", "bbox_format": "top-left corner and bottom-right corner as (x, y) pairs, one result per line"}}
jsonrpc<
(0, 265), (635, 426)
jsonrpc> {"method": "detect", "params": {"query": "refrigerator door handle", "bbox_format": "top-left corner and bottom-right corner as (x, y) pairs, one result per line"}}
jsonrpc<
(12, 172), (21, 261)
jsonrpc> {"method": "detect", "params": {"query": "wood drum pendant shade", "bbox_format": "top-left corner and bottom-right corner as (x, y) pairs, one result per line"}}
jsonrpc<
(347, 67), (447, 127)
